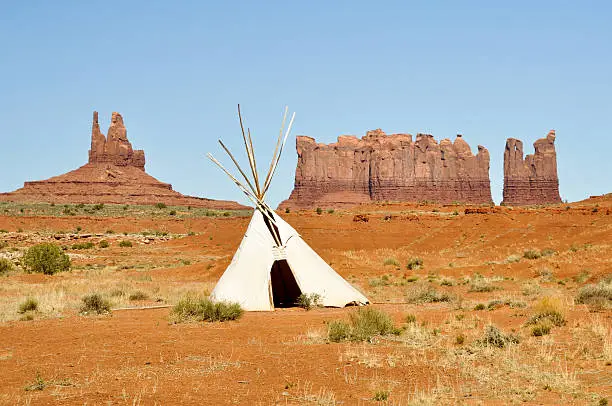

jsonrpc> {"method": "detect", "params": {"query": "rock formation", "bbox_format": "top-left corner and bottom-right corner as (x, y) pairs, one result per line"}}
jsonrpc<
(502, 130), (561, 206)
(279, 129), (492, 209)
(0, 111), (246, 209)
(89, 111), (145, 170)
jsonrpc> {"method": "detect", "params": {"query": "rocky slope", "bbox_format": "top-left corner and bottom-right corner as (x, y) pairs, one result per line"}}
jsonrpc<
(279, 129), (492, 209)
(502, 130), (562, 206)
(0, 111), (246, 209)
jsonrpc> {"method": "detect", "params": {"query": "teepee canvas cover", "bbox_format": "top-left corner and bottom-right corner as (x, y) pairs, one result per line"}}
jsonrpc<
(208, 106), (369, 311)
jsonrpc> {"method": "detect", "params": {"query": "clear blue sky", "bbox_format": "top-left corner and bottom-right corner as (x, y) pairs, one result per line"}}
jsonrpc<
(1, 1), (610, 206)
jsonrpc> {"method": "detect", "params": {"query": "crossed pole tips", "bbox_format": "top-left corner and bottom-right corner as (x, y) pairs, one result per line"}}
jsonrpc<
(207, 104), (296, 228)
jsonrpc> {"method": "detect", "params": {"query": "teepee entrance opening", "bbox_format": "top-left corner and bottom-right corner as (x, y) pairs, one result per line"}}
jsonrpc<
(270, 260), (301, 308)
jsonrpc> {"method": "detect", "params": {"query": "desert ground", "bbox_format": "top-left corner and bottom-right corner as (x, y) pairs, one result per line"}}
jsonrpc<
(0, 198), (610, 405)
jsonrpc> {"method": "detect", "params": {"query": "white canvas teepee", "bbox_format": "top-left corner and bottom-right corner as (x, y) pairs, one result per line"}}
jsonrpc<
(207, 106), (369, 311)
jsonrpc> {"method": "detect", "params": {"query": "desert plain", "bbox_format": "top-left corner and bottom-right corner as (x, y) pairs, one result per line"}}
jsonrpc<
(0, 197), (610, 405)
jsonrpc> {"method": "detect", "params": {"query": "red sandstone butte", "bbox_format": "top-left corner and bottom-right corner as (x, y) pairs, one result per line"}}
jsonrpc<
(502, 130), (562, 206)
(279, 129), (492, 209)
(0, 111), (246, 210)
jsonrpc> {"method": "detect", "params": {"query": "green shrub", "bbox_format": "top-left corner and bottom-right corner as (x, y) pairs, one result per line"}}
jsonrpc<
(474, 303), (486, 310)
(328, 320), (351, 343)
(129, 291), (149, 301)
(296, 293), (322, 310)
(349, 307), (397, 341)
(575, 281), (611, 309)
(22, 243), (70, 275)
(99, 240), (109, 248)
(155, 203), (167, 209)
(170, 296), (243, 323)
(383, 257), (400, 267)
(369, 275), (391, 287)
(523, 249), (542, 260)
(455, 333), (466, 345)
(316, 207), (323, 215)
(531, 321), (552, 336)
(169, 210), (177, 216)
(406, 257), (423, 270)
(93, 203), (104, 211)
(372, 390), (390, 401)
(405, 313), (417, 324)
(477, 324), (519, 348)
(327, 208), (335, 214)
(327, 307), (399, 343)
(406, 285), (453, 303)
(0, 258), (14, 275)
(119, 240), (133, 248)
(285, 207), (291, 214)
(18, 297), (38, 313)
(80, 293), (111, 315)
(71, 242), (94, 250)
(540, 248), (556, 257)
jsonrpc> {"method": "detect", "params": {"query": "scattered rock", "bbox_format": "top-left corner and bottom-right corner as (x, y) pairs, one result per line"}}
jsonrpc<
(352, 214), (369, 223)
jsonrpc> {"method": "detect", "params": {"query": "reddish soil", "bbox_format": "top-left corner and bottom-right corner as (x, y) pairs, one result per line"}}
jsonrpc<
(0, 197), (610, 404)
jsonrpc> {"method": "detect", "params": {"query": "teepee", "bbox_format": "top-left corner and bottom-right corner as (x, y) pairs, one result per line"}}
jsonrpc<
(207, 106), (369, 311)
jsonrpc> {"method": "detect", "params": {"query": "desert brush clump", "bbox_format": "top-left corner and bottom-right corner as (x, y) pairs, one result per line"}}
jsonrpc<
(21, 243), (70, 275)
(0, 258), (14, 275)
(71, 242), (95, 250)
(119, 240), (133, 248)
(575, 280), (612, 309)
(80, 293), (112, 315)
(523, 249), (542, 260)
(18, 297), (38, 314)
(327, 307), (400, 343)
(406, 284), (453, 304)
(128, 291), (149, 301)
(468, 274), (501, 292)
(526, 297), (566, 327)
(406, 257), (423, 271)
(170, 296), (243, 323)
(296, 293), (322, 310)
(383, 257), (400, 267)
(477, 324), (520, 348)
(523, 248), (554, 260)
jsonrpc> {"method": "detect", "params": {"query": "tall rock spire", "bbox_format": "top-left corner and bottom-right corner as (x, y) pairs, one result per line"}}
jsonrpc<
(502, 130), (561, 205)
(87, 111), (145, 170)
(90, 111), (106, 157)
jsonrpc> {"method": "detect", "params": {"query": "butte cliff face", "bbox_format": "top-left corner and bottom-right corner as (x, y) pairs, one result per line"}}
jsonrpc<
(0, 112), (246, 209)
(279, 129), (492, 209)
(502, 130), (561, 206)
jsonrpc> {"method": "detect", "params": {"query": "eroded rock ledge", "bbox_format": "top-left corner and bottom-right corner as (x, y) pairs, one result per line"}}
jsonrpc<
(280, 129), (492, 209)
